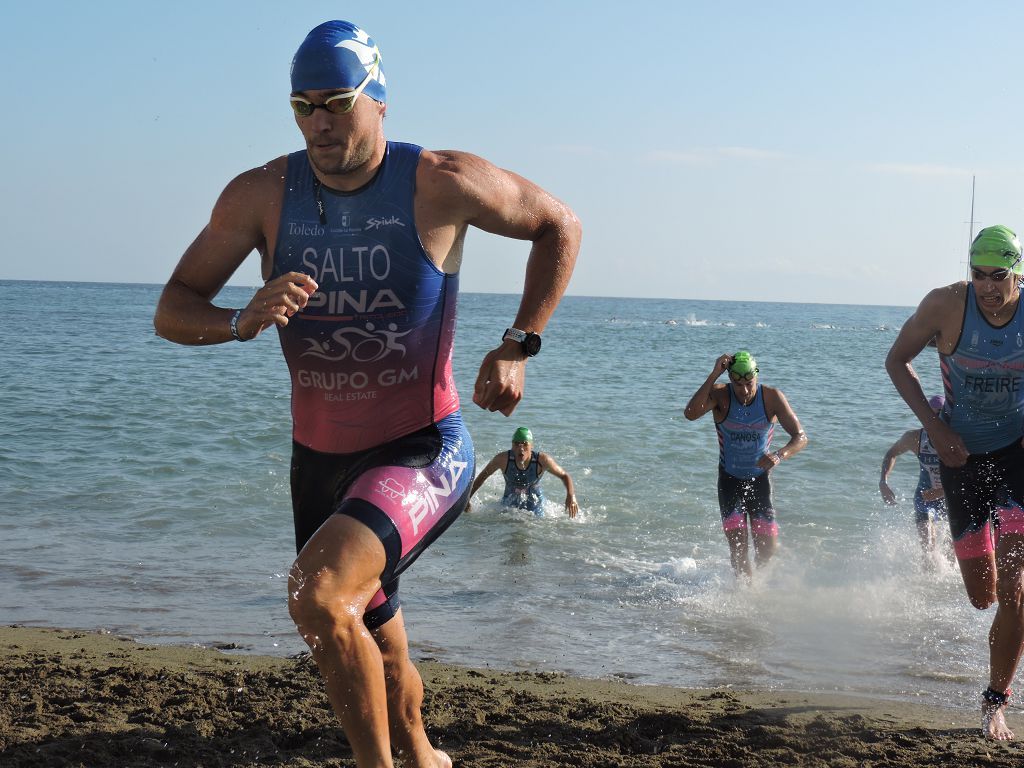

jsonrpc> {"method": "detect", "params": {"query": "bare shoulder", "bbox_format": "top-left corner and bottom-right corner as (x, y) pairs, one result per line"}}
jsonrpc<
(919, 281), (966, 313)
(417, 148), (578, 235)
(761, 385), (797, 422)
(219, 157), (288, 207)
(211, 156), (289, 228)
(417, 149), (502, 200)
(710, 382), (731, 407)
(761, 384), (783, 406)
(911, 281), (967, 352)
(913, 282), (967, 329)
(419, 148), (492, 174)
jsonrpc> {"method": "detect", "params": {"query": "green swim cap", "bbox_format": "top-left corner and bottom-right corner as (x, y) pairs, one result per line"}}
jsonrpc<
(970, 225), (1023, 274)
(729, 350), (758, 376)
(512, 427), (533, 444)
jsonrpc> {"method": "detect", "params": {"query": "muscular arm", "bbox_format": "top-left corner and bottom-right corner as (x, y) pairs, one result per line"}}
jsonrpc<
(879, 429), (920, 505)
(153, 161), (317, 345)
(684, 354), (733, 421)
(537, 452), (578, 518)
(758, 388), (807, 471)
(885, 285), (968, 466)
(418, 151), (582, 416)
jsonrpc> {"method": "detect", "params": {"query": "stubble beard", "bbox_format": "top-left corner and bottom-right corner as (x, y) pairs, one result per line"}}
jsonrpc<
(307, 136), (376, 179)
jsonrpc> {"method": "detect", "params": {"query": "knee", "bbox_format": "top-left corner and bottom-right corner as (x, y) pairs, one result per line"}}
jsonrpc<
(287, 561), (361, 638)
(969, 594), (997, 611)
(965, 581), (997, 610)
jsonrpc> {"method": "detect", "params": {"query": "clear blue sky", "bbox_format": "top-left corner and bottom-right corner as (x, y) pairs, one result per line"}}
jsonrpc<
(3, 0), (1022, 306)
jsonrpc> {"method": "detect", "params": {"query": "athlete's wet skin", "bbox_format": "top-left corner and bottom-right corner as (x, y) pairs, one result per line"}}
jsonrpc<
(154, 19), (580, 767)
(467, 427), (579, 518)
(684, 351), (808, 580)
(887, 225), (1024, 740)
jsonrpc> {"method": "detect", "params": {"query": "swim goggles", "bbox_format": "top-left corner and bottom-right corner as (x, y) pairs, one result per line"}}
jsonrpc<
(729, 369), (758, 382)
(289, 55), (381, 117)
(971, 252), (1022, 282)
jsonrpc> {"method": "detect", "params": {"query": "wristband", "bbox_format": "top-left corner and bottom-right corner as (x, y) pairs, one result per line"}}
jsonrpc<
(230, 309), (247, 342)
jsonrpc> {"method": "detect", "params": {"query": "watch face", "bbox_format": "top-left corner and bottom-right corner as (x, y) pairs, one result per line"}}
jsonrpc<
(524, 333), (542, 356)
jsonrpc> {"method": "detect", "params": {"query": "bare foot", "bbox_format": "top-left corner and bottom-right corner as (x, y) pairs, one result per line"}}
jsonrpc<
(982, 701), (1015, 740)
(434, 749), (452, 768)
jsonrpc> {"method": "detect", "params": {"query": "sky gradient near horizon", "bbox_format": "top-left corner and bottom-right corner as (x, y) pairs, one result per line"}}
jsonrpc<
(3, 1), (1022, 306)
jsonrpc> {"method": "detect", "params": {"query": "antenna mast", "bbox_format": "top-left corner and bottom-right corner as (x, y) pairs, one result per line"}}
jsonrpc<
(964, 175), (978, 279)
(969, 175), (977, 246)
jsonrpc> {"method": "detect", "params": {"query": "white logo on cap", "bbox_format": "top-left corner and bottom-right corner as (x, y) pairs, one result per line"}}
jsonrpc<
(336, 30), (386, 85)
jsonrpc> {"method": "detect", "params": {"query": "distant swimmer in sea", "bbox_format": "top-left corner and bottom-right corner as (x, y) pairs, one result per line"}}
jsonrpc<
(467, 427), (579, 517)
(886, 225), (1024, 740)
(153, 19), (580, 768)
(684, 351), (808, 580)
(879, 394), (950, 561)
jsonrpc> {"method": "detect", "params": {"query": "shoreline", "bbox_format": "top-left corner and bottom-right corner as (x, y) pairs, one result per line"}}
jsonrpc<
(3, 625), (1023, 766)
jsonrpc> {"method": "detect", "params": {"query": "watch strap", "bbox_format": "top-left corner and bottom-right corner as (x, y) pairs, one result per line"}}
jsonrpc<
(230, 309), (248, 342)
(503, 327), (527, 344)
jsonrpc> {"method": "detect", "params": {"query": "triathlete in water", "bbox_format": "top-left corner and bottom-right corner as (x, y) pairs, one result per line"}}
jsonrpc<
(468, 427), (579, 517)
(684, 351), (808, 580)
(887, 225), (1024, 740)
(879, 394), (949, 560)
(153, 19), (580, 768)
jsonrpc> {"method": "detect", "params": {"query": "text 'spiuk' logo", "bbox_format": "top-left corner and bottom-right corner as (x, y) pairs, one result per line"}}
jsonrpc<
(365, 215), (405, 230)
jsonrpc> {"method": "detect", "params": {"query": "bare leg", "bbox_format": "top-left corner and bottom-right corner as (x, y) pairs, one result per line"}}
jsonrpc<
(955, 544), (1021, 740)
(752, 532), (778, 569)
(724, 527), (751, 581)
(288, 515), (395, 767)
(372, 611), (451, 768)
(984, 533), (1024, 740)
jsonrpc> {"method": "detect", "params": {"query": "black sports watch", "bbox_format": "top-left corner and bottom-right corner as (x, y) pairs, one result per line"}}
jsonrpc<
(502, 327), (542, 357)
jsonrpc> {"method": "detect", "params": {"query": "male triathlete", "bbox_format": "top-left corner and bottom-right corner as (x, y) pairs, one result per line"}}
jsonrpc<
(886, 225), (1024, 740)
(468, 427), (579, 517)
(684, 351), (808, 579)
(154, 20), (580, 767)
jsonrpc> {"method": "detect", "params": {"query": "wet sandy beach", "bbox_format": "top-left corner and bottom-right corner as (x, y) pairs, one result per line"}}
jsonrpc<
(2, 625), (1022, 767)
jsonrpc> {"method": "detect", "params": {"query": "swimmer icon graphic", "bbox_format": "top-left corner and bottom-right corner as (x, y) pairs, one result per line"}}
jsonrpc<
(300, 322), (411, 362)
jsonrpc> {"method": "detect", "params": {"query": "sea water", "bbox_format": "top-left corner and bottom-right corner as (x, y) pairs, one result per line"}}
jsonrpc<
(0, 280), (985, 709)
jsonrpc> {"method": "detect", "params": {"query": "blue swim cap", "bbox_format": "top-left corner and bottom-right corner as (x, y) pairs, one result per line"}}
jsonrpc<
(290, 21), (387, 103)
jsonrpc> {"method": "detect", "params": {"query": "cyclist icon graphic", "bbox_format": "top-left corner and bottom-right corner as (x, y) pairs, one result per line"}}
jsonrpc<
(301, 322), (411, 363)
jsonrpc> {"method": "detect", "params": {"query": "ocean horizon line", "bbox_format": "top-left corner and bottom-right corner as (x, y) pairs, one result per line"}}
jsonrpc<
(2, 277), (915, 311)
